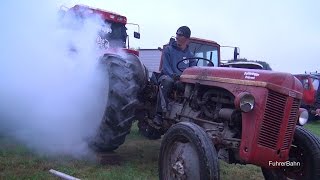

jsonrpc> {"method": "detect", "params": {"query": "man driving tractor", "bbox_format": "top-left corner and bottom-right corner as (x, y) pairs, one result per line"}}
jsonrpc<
(153, 26), (197, 126)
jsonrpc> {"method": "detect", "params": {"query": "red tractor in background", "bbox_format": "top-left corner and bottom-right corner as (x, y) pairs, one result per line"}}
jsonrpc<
(60, 4), (141, 56)
(59, 4), (149, 152)
(61, 5), (320, 179)
(294, 73), (320, 121)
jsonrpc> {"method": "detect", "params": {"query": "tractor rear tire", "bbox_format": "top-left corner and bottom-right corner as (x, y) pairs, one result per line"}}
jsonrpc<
(90, 54), (145, 152)
(261, 126), (320, 180)
(159, 122), (220, 180)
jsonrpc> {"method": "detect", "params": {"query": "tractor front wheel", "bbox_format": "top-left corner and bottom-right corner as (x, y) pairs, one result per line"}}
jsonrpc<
(158, 122), (220, 180)
(261, 126), (320, 180)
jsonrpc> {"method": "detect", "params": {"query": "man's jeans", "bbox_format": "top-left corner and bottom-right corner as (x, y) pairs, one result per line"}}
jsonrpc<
(156, 75), (174, 114)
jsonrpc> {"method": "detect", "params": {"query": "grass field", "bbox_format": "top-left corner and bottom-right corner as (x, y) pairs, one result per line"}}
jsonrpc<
(304, 120), (320, 136)
(1, 121), (319, 180)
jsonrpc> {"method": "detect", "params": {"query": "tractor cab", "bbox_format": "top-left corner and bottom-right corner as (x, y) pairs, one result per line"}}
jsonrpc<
(157, 35), (268, 72)
(60, 4), (140, 56)
(158, 37), (221, 72)
(158, 36), (255, 73)
(188, 37), (220, 67)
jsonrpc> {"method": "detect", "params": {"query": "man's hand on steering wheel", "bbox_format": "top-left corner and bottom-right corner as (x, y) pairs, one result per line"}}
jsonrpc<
(176, 57), (214, 72)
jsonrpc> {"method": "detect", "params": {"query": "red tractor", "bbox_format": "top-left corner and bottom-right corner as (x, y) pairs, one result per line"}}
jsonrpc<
(294, 73), (320, 121)
(135, 37), (320, 179)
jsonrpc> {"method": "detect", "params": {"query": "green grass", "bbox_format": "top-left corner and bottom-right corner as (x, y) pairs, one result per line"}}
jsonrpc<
(1, 121), (319, 180)
(305, 120), (320, 136)
(0, 124), (160, 180)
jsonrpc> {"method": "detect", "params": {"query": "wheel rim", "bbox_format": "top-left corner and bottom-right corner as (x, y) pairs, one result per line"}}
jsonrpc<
(163, 138), (201, 180)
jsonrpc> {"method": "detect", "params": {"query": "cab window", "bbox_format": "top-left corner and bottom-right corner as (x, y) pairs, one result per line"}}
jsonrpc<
(188, 42), (219, 67)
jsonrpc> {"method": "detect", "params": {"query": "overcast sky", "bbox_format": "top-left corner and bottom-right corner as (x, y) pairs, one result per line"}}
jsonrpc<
(6, 0), (320, 74)
(60, 0), (319, 74)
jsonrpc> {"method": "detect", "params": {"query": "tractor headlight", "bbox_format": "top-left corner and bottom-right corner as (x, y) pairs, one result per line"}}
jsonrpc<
(298, 108), (308, 126)
(238, 93), (255, 112)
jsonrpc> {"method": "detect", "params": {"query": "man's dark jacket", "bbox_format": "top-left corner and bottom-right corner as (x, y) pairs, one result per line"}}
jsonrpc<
(161, 41), (196, 78)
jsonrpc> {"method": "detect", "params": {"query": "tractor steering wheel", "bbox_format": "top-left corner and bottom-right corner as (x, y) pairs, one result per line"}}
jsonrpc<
(176, 57), (214, 72)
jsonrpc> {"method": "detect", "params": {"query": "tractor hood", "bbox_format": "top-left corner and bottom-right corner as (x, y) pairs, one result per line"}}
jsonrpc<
(180, 67), (303, 99)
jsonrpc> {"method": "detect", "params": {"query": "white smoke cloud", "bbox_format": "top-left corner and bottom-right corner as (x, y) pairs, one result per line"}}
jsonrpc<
(0, 1), (111, 159)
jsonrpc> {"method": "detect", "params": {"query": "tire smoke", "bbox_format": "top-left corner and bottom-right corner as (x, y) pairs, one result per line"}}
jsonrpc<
(0, 1), (110, 159)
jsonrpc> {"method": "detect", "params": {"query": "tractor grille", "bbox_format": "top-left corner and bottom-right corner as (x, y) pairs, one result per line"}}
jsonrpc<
(282, 99), (300, 150)
(257, 91), (287, 149)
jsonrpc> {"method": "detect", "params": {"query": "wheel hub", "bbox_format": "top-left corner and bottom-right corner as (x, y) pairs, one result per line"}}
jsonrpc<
(172, 159), (185, 176)
(167, 142), (200, 180)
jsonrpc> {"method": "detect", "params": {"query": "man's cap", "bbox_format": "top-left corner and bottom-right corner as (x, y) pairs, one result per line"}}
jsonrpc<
(176, 26), (191, 38)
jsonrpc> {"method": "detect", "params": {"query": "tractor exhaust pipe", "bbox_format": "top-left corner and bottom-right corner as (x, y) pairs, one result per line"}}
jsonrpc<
(49, 169), (81, 180)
